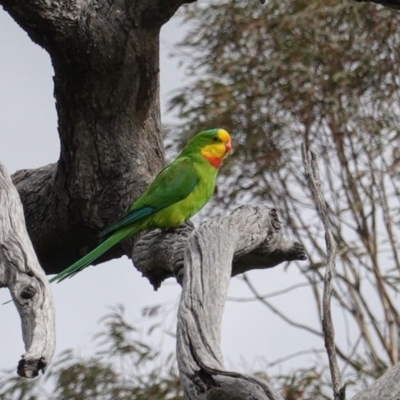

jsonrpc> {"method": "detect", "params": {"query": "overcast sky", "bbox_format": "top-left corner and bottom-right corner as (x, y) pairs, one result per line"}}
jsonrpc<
(0, 5), (322, 386)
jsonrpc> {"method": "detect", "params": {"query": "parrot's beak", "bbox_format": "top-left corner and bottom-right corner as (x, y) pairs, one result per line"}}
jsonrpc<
(225, 141), (232, 154)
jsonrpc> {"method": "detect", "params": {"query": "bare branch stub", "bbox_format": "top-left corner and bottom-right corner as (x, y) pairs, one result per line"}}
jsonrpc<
(176, 205), (306, 400)
(0, 161), (55, 378)
(301, 144), (345, 400)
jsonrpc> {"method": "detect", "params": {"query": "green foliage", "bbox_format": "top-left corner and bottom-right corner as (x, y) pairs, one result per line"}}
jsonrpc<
(0, 305), (184, 400)
(276, 368), (331, 400)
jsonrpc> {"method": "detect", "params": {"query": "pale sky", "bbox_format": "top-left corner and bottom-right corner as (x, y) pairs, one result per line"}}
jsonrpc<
(0, 5), (322, 389)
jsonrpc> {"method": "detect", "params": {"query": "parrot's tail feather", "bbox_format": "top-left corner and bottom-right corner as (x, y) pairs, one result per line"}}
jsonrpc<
(50, 228), (134, 283)
(99, 206), (154, 238)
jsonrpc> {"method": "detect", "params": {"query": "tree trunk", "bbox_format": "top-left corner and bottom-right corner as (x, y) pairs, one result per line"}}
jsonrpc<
(0, 0), (185, 275)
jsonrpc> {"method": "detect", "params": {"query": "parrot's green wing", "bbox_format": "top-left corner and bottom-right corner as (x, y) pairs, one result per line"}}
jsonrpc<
(100, 157), (199, 237)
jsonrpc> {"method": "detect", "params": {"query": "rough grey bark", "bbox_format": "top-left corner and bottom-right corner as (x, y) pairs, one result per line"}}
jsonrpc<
(0, 161), (55, 378)
(132, 223), (196, 290)
(0, 0), (184, 275)
(132, 210), (304, 290)
(0, 0), (187, 379)
(176, 206), (306, 400)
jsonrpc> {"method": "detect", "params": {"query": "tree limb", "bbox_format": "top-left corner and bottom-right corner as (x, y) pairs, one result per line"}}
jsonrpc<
(301, 145), (345, 400)
(176, 205), (306, 400)
(132, 208), (306, 289)
(0, 161), (55, 378)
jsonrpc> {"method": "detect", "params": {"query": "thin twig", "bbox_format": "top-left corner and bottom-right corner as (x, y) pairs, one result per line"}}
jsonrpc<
(242, 274), (323, 337)
(263, 349), (326, 369)
(227, 281), (311, 302)
(301, 144), (346, 400)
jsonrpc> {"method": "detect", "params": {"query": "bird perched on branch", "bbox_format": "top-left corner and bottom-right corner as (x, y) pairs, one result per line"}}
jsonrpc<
(51, 128), (232, 283)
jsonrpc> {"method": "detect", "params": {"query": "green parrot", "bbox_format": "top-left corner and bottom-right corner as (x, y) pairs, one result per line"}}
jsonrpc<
(50, 128), (232, 283)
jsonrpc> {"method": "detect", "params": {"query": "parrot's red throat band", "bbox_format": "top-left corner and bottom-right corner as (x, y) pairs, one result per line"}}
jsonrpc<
(202, 153), (223, 168)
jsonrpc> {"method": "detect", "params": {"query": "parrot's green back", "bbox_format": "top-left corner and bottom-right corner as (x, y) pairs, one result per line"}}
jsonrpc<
(51, 129), (232, 283)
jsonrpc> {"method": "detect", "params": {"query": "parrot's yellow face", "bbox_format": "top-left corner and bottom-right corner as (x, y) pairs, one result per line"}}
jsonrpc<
(201, 129), (232, 168)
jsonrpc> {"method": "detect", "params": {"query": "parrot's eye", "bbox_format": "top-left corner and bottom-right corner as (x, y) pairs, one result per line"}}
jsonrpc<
(213, 137), (220, 142)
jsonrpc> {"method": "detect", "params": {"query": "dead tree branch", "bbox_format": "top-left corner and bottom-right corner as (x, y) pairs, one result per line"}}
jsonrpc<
(0, 161), (55, 378)
(132, 208), (306, 289)
(301, 144), (345, 400)
(351, 363), (400, 400)
(176, 205), (307, 400)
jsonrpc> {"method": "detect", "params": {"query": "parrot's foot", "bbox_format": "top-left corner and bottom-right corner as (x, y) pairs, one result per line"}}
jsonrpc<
(161, 228), (177, 234)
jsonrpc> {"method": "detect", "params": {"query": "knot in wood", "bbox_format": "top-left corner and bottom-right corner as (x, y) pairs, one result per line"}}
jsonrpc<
(20, 284), (37, 299)
(17, 357), (46, 378)
(269, 208), (281, 230)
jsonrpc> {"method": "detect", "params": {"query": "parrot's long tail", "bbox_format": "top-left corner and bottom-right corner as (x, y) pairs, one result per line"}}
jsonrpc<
(50, 227), (135, 283)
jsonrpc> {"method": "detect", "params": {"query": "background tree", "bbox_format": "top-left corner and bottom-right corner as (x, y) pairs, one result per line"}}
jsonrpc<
(168, 0), (400, 396)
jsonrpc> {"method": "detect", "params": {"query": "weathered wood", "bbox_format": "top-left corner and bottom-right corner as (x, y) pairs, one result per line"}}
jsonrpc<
(0, 161), (55, 378)
(176, 206), (306, 400)
(133, 209), (306, 289)
(132, 222), (195, 289)
(351, 363), (400, 400)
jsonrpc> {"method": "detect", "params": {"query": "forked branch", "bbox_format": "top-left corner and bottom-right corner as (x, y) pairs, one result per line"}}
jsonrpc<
(176, 205), (306, 400)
